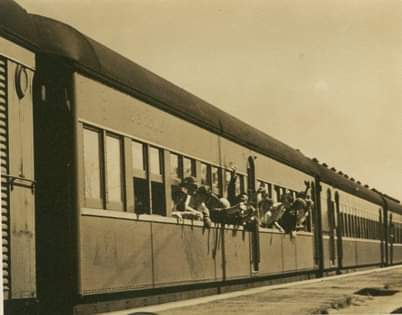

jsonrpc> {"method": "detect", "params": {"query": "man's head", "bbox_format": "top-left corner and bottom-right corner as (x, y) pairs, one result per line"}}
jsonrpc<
(280, 192), (294, 205)
(238, 193), (249, 203)
(296, 191), (307, 199)
(196, 185), (211, 200)
(181, 176), (198, 194)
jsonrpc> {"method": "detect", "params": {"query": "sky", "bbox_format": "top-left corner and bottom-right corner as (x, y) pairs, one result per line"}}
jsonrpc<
(17, 0), (402, 201)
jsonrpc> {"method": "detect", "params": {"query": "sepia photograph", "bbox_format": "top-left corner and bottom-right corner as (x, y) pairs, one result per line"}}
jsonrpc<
(0, 0), (402, 314)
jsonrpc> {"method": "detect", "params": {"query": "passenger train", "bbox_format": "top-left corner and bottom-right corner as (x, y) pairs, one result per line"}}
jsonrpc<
(0, 0), (401, 314)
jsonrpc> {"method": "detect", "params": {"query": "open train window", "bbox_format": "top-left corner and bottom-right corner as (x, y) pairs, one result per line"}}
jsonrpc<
(183, 156), (196, 178)
(134, 177), (150, 214)
(223, 170), (231, 199)
(201, 162), (211, 188)
(83, 127), (104, 208)
(170, 153), (181, 179)
(149, 146), (165, 215)
(132, 140), (150, 214)
(170, 152), (182, 211)
(236, 174), (245, 196)
(211, 166), (221, 196)
(274, 186), (282, 202)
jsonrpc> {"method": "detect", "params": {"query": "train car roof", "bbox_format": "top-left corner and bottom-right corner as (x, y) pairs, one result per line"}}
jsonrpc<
(1, 0), (398, 211)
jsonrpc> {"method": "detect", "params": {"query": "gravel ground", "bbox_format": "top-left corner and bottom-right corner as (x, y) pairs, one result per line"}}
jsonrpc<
(100, 265), (402, 315)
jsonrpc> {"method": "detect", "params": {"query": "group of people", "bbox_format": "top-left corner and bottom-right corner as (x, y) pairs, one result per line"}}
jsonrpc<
(257, 184), (313, 234)
(172, 168), (314, 236)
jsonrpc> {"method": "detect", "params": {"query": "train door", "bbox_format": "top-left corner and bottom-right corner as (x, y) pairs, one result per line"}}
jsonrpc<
(379, 208), (385, 266)
(311, 181), (323, 274)
(0, 37), (36, 312)
(247, 156), (260, 272)
(327, 189), (338, 269)
(247, 156), (256, 201)
(334, 192), (343, 272)
(389, 213), (394, 265)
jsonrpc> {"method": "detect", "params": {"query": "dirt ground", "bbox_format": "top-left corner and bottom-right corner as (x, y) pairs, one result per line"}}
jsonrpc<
(101, 265), (402, 315)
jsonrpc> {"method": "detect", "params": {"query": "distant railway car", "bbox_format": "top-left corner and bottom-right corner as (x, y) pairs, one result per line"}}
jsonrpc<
(1, 0), (402, 314)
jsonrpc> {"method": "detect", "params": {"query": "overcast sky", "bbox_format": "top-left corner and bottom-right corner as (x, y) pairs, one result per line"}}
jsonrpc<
(18, 0), (402, 201)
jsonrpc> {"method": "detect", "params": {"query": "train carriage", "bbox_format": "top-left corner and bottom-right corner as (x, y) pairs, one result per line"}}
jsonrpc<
(0, 11), (37, 313)
(1, 0), (402, 314)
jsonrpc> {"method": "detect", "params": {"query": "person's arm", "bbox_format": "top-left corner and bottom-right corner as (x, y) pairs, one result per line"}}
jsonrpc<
(227, 169), (238, 206)
(184, 195), (203, 217)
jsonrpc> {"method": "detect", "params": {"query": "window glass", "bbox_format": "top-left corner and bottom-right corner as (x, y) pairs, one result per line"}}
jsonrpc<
(183, 157), (195, 178)
(83, 128), (103, 201)
(201, 163), (211, 186)
(257, 181), (266, 193)
(134, 178), (150, 214)
(132, 141), (146, 171)
(267, 183), (272, 198)
(170, 153), (180, 178)
(235, 174), (244, 196)
(150, 147), (162, 175)
(152, 182), (165, 215)
(106, 134), (124, 204)
(211, 166), (220, 195)
(275, 186), (281, 202)
(223, 170), (232, 197)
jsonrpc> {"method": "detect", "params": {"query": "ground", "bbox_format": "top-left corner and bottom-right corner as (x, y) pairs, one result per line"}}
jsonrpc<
(100, 265), (402, 315)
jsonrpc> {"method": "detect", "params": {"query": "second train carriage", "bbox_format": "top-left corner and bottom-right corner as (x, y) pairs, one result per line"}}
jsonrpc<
(1, 0), (402, 314)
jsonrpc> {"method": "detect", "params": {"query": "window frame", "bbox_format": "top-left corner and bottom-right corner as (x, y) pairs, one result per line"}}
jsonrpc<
(104, 132), (125, 211)
(82, 125), (105, 209)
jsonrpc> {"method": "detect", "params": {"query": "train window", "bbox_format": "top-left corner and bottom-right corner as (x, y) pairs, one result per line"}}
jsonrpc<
(149, 147), (165, 215)
(372, 219), (375, 239)
(151, 181), (165, 216)
(274, 186), (281, 202)
(83, 127), (104, 207)
(132, 141), (146, 171)
(170, 152), (182, 211)
(134, 178), (150, 214)
(267, 183), (273, 198)
(365, 218), (369, 239)
(201, 163), (211, 187)
(368, 219), (372, 239)
(170, 153), (181, 179)
(105, 134), (125, 209)
(257, 180), (265, 192)
(183, 157), (196, 178)
(342, 213), (347, 237)
(224, 170), (231, 197)
(211, 166), (221, 195)
(235, 174), (244, 196)
(356, 215), (361, 238)
(149, 147), (162, 175)
(132, 141), (150, 214)
(348, 214), (353, 237)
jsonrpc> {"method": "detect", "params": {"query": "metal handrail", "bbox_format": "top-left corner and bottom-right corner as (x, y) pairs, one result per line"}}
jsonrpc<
(1, 173), (36, 192)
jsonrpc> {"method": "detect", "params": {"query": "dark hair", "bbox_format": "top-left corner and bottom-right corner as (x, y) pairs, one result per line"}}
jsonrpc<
(296, 191), (306, 198)
(280, 192), (293, 203)
(197, 185), (211, 196)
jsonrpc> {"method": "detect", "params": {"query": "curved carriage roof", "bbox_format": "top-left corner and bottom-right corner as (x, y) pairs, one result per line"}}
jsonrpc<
(1, 0), (400, 212)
